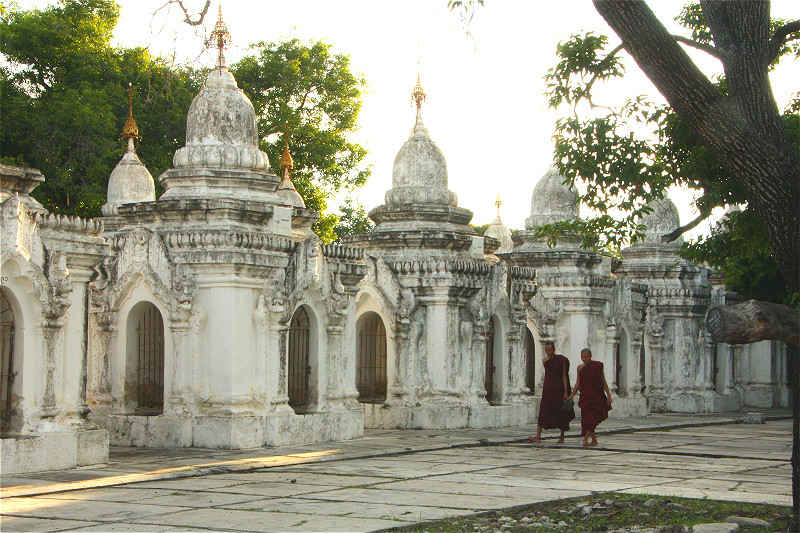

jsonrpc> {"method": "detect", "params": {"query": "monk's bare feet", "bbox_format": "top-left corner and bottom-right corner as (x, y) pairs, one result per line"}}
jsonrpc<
(582, 438), (590, 447)
(557, 437), (564, 444)
(528, 436), (541, 443)
(589, 435), (598, 446)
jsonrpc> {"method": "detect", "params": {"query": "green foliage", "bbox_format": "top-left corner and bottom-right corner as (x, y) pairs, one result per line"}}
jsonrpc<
(333, 197), (373, 241)
(681, 210), (789, 306)
(233, 39), (370, 219)
(0, 3), (370, 240)
(543, 2), (799, 303)
(470, 223), (488, 235)
(0, 0), (198, 217)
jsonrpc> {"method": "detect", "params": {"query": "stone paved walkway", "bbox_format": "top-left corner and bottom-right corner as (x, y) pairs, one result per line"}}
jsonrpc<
(0, 411), (791, 532)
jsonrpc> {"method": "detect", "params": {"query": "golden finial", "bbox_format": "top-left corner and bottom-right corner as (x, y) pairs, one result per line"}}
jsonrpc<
(494, 194), (502, 218)
(411, 72), (426, 128)
(206, 2), (231, 69)
(280, 124), (294, 177)
(121, 82), (140, 142)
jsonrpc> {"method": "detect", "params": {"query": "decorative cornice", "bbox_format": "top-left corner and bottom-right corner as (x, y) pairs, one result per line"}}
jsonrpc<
(321, 243), (364, 260)
(33, 213), (104, 235)
(162, 230), (295, 253)
(389, 258), (492, 276)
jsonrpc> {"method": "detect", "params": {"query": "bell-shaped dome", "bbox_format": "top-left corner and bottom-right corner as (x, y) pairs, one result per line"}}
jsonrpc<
(172, 67), (268, 170)
(485, 217), (513, 253)
(102, 138), (155, 216)
(384, 122), (457, 206)
(636, 197), (682, 246)
(525, 167), (579, 229)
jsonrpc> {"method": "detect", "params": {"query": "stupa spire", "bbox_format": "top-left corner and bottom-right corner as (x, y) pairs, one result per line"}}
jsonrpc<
(494, 194), (502, 221)
(411, 72), (426, 129)
(120, 83), (140, 152)
(280, 124), (294, 183)
(207, 3), (231, 69)
(277, 123), (305, 208)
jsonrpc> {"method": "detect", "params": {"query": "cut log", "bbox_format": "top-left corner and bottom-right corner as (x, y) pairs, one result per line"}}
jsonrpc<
(706, 299), (800, 347)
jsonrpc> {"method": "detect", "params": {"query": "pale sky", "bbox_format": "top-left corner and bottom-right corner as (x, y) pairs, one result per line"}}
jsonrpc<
(16, 0), (800, 237)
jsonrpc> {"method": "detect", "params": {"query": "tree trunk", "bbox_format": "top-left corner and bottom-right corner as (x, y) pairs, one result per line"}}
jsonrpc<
(791, 345), (799, 533)
(706, 300), (800, 347)
(592, 0), (800, 298)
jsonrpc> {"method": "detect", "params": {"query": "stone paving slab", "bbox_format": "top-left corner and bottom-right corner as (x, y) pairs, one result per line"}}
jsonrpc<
(300, 486), (525, 510)
(0, 497), (187, 522)
(129, 507), (406, 532)
(0, 516), (98, 532)
(198, 471), (393, 487)
(221, 497), (466, 521)
(0, 413), (792, 533)
(62, 523), (212, 532)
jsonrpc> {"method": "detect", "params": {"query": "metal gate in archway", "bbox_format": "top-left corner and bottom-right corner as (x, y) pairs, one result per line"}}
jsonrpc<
(524, 328), (535, 393)
(485, 319), (496, 403)
(356, 312), (386, 403)
(136, 303), (164, 413)
(0, 292), (15, 430)
(288, 307), (311, 411)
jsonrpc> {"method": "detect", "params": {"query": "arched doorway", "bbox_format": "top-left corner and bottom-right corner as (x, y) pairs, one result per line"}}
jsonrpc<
(127, 302), (164, 414)
(288, 307), (311, 412)
(0, 291), (16, 431)
(524, 328), (535, 394)
(356, 312), (387, 403)
(485, 318), (497, 403)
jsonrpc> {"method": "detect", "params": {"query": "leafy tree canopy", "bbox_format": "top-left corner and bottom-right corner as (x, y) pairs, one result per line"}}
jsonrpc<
(233, 38), (371, 242)
(540, 2), (800, 305)
(1, 1), (372, 243)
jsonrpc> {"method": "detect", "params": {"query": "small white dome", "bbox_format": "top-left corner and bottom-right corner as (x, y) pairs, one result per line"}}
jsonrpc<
(172, 67), (268, 170)
(385, 124), (457, 207)
(637, 197), (682, 245)
(102, 139), (155, 215)
(485, 217), (513, 253)
(525, 167), (579, 229)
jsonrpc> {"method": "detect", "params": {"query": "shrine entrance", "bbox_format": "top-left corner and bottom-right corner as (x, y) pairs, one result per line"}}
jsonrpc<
(127, 302), (164, 414)
(288, 307), (311, 412)
(0, 291), (16, 432)
(356, 312), (387, 403)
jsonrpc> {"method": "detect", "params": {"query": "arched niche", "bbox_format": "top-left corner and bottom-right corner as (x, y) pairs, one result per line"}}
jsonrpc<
(356, 311), (387, 403)
(288, 305), (312, 413)
(125, 301), (164, 415)
(0, 289), (22, 432)
(524, 327), (536, 394)
(485, 315), (501, 404)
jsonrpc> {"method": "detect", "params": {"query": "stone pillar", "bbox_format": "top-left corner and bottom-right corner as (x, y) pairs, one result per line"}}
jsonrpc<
(605, 324), (619, 394)
(62, 269), (92, 422)
(629, 337), (643, 398)
(326, 323), (358, 408)
(422, 290), (450, 396)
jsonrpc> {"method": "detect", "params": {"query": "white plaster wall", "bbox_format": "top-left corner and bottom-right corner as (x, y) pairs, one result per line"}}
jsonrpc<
(111, 282), (174, 414)
(1, 262), (44, 432)
(352, 287), (395, 402)
(60, 280), (86, 418)
(197, 283), (263, 414)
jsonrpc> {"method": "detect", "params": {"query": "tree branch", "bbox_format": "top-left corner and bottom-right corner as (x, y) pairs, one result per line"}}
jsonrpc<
(768, 19), (800, 64)
(154, 0), (211, 26)
(706, 299), (800, 346)
(672, 34), (721, 59)
(660, 209), (709, 243)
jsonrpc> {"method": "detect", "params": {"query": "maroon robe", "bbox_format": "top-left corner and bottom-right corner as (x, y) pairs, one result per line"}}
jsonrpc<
(577, 360), (610, 435)
(538, 354), (573, 431)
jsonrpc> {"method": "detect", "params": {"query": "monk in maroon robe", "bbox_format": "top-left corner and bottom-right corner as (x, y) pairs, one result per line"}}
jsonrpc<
(529, 342), (573, 443)
(569, 348), (612, 446)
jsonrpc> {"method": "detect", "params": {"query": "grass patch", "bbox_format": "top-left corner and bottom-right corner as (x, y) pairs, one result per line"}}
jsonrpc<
(388, 494), (787, 532)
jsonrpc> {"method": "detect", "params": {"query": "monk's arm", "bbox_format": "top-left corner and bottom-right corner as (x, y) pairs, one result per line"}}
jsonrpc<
(601, 369), (612, 405)
(561, 360), (569, 399)
(568, 366), (582, 400)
